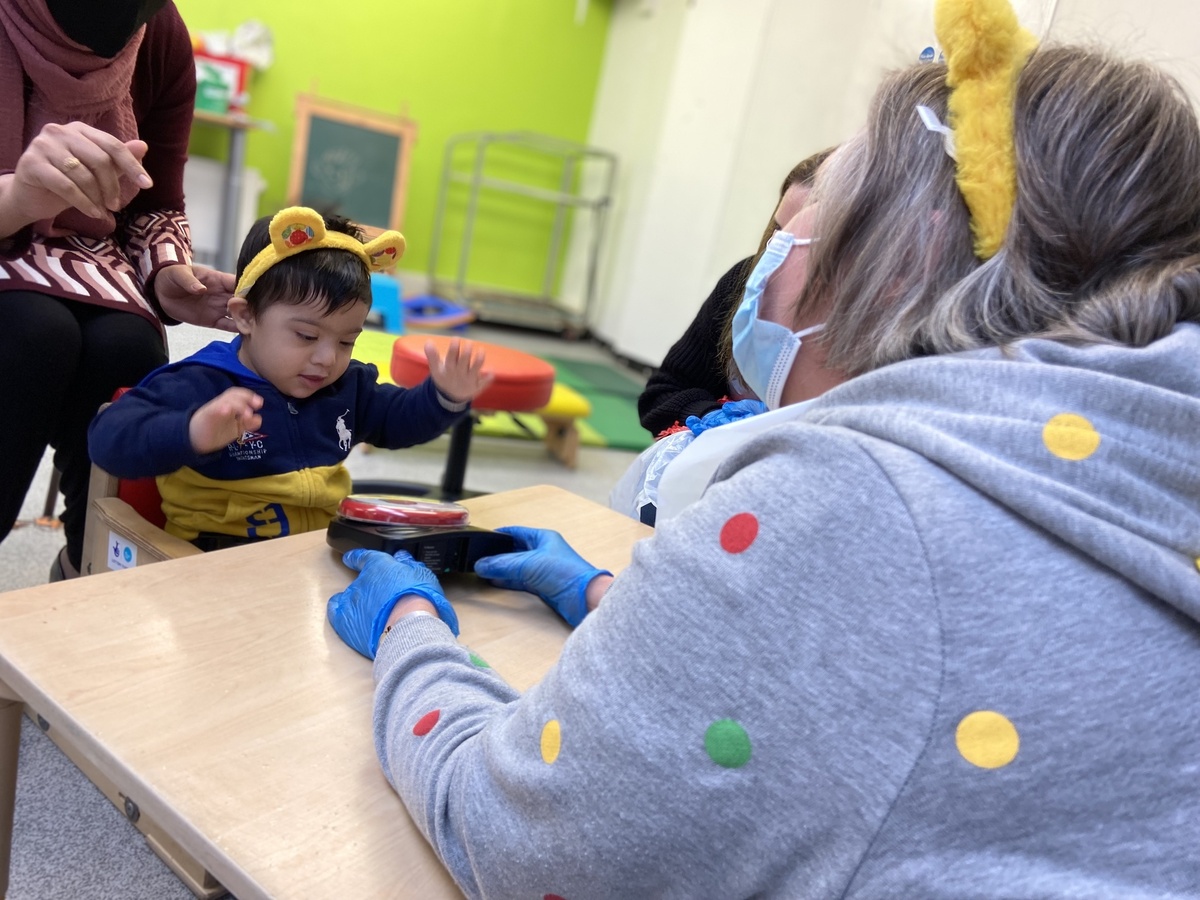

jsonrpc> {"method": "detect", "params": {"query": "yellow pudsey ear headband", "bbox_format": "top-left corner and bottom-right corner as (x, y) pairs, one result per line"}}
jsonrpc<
(934, 0), (1037, 260)
(234, 206), (407, 297)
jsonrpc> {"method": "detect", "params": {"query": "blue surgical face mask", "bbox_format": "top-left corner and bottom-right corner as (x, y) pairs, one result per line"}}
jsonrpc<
(731, 230), (825, 409)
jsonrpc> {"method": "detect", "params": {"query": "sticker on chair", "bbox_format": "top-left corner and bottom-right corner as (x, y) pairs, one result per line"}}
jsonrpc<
(107, 533), (138, 571)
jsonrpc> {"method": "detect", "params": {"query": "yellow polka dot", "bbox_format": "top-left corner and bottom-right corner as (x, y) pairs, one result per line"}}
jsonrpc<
(1194, 558), (1200, 574)
(956, 710), (1019, 769)
(1042, 413), (1101, 461)
(540, 719), (561, 764)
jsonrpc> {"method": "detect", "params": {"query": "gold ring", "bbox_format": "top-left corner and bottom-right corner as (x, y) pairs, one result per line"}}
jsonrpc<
(61, 156), (81, 172)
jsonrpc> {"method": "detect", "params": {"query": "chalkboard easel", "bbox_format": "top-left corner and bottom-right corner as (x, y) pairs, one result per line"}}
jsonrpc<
(287, 94), (417, 236)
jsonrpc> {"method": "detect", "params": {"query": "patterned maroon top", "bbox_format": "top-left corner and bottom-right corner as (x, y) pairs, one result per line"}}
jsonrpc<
(0, 2), (197, 332)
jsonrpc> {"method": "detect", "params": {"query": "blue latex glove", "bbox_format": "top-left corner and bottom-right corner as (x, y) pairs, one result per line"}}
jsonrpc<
(327, 549), (459, 659)
(473, 526), (610, 627)
(685, 398), (768, 436)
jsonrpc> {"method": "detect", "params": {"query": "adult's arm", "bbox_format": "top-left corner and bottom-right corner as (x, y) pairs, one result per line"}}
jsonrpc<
(124, 2), (194, 221)
(117, 2), (202, 319)
(370, 426), (942, 898)
(637, 257), (753, 436)
(0, 4), (191, 246)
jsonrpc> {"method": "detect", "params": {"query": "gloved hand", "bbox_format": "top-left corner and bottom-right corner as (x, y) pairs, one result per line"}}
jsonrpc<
(474, 526), (610, 627)
(327, 549), (460, 659)
(685, 398), (768, 436)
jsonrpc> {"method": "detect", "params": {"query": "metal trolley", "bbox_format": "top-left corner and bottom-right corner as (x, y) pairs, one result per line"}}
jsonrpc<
(426, 131), (617, 336)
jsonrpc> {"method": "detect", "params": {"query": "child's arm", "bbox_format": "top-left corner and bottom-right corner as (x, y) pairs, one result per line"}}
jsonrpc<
(87, 374), (252, 479)
(354, 341), (493, 450)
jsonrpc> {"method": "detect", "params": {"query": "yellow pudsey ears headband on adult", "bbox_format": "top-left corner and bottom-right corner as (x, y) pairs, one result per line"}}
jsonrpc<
(934, 0), (1037, 260)
(234, 206), (407, 297)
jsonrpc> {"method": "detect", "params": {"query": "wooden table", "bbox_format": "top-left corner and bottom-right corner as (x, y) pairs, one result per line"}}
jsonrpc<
(0, 486), (651, 899)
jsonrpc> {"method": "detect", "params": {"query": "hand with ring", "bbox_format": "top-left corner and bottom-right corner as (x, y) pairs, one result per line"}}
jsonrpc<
(0, 121), (153, 235)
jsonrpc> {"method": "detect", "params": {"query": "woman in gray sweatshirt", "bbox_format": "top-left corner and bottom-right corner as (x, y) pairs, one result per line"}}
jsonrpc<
(329, 38), (1200, 900)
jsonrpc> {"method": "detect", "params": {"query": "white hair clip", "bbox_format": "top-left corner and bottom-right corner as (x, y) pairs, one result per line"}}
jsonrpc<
(916, 105), (957, 161)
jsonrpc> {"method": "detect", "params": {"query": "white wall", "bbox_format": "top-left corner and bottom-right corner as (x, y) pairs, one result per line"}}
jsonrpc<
(590, 0), (774, 363)
(577, 0), (1199, 367)
(1050, 0), (1200, 100)
(557, 0), (688, 333)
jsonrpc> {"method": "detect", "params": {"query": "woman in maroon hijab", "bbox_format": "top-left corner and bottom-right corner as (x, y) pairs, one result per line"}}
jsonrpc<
(0, 0), (236, 579)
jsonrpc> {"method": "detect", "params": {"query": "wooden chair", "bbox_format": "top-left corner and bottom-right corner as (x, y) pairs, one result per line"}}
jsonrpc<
(80, 399), (201, 577)
(80, 463), (202, 576)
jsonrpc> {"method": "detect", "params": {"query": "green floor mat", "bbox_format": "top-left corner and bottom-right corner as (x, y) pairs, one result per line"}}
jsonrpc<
(474, 411), (607, 447)
(581, 391), (651, 451)
(474, 403), (646, 452)
(543, 356), (645, 398)
(534, 355), (652, 451)
(472, 377), (651, 453)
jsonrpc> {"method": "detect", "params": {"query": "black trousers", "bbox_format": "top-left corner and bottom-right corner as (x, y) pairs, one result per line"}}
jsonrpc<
(0, 291), (166, 571)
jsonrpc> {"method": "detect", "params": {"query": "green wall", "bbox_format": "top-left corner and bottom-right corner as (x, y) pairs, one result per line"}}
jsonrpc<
(174, 0), (612, 295)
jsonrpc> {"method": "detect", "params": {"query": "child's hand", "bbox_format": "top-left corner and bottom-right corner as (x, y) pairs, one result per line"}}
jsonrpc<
(425, 339), (493, 403)
(189, 387), (264, 454)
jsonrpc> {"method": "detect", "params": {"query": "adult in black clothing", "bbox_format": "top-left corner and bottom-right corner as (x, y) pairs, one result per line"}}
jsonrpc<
(637, 149), (833, 437)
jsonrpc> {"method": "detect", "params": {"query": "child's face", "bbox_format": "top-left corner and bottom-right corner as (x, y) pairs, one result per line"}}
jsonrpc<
(227, 295), (369, 399)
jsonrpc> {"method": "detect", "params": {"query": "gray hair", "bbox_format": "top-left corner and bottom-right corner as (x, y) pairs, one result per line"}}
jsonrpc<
(934, 46), (1200, 349)
(801, 48), (1200, 375)
(797, 63), (978, 376)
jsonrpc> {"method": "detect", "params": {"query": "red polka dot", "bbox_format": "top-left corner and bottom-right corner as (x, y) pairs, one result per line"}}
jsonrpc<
(413, 709), (441, 736)
(544, 895), (567, 900)
(719, 513), (759, 553)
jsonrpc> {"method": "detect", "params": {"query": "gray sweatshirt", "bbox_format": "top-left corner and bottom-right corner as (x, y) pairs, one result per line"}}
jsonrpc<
(374, 324), (1200, 899)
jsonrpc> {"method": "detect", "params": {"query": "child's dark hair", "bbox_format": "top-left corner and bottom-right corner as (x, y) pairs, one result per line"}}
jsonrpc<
(235, 212), (373, 316)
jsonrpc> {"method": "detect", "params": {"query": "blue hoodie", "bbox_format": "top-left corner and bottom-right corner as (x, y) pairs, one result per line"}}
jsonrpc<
(88, 338), (465, 540)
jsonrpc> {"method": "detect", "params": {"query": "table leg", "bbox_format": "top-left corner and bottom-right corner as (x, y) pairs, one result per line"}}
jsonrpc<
(216, 128), (248, 274)
(441, 415), (475, 499)
(0, 684), (22, 900)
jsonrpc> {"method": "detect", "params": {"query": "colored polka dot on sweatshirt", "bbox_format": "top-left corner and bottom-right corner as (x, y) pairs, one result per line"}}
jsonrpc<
(956, 710), (1019, 768)
(705, 718), (752, 768)
(541, 719), (562, 764)
(413, 709), (440, 737)
(720, 513), (759, 554)
(468, 652), (491, 668)
(1042, 413), (1101, 461)
(544, 894), (567, 900)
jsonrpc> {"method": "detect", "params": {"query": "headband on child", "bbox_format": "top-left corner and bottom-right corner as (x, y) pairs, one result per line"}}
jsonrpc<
(933, 0), (1038, 260)
(234, 206), (407, 297)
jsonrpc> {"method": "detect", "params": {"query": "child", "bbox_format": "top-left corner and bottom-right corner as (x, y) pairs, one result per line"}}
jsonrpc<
(88, 206), (492, 548)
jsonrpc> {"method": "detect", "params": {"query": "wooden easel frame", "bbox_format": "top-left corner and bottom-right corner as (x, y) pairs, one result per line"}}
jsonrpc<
(287, 93), (418, 235)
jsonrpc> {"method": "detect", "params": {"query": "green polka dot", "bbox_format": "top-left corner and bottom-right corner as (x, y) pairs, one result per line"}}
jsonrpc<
(705, 718), (751, 768)
(469, 652), (490, 668)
